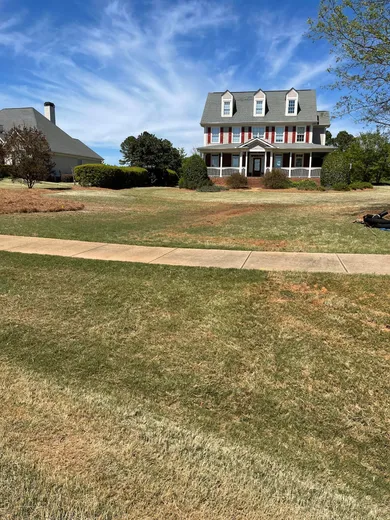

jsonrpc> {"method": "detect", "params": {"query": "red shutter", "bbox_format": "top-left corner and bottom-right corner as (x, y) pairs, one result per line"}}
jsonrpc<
(292, 126), (296, 143)
(248, 126), (252, 140)
(220, 127), (224, 144)
(241, 127), (245, 143)
(271, 126), (275, 144)
(306, 125), (310, 143)
(205, 154), (211, 167)
(207, 127), (211, 144)
(285, 126), (288, 144)
(228, 127), (232, 144)
(265, 126), (269, 140)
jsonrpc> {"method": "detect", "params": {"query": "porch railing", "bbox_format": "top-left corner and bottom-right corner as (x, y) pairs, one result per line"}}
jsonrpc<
(208, 167), (322, 178)
(207, 167), (241, 177)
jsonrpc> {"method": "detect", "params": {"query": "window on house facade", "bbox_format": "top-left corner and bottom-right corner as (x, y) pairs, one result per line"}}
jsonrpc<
(295, 154), (303, 167)
(232, 155), (239, 167)
(275, 127), (284, 143)
(255, 100), (263, 115)
(288, 100), (295, 114)
(232, 127), (241, 143)
(211, 127), (219, 143)
(211, 155), (219, 167)
(296, 126), (305, 142)
(252, 127), (264, 139)
(274, 155), (283, 168)
(223, 101), (231, 115)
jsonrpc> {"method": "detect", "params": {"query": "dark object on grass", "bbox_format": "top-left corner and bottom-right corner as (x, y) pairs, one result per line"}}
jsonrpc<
(362, 210), (390, 229)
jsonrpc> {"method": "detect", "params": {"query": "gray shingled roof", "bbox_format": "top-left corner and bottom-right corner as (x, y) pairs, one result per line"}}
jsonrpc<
(0, 107), (103, 160)
(200, 90), (329, 125)
(317, 110), (330, 125)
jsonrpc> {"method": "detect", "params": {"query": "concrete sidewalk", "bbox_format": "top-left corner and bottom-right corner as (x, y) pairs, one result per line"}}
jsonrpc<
(0, 234), (389, 275)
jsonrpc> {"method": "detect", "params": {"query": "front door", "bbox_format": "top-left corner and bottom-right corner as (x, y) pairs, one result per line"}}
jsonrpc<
(253, 157), (262, 176)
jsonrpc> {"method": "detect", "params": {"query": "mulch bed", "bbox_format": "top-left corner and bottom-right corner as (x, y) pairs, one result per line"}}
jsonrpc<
(0, 189), (84, 214)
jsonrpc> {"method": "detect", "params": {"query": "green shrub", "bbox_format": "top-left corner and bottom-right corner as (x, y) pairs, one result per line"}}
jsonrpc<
(321, 151), (350, 186)
(225, 173), (248, 189)
(0, 164), (13, 178)
(74, 164), (149, 189)
(294, 179), (318, 191)
(196, 184), (228, 192)
(332, 182), (350, 191)
(166, 169), (179, 187)
(317, 185), (326, 191)
(263, 169), (291, 189)
(180, 155), (211, 190)
(349, 181), (373, 190)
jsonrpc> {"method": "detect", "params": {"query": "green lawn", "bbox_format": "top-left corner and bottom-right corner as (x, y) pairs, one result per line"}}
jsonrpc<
(1, 180), (390, 253)
(0, 251), (389, 519)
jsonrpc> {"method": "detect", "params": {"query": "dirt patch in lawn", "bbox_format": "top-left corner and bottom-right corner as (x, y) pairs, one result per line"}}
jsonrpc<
(0, 189), (84, 214)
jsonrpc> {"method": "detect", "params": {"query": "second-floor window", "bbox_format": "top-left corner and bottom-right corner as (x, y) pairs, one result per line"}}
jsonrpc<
(211, 127), (219, 143)
(232, 127), (241, 143)
(255, 100), (263, 115)
(223, 101), (231, 115)
(296, 126), (305, 142)
(288, 100), (296, 114)
(252, 127), (264, 139)
(275, 127), (284, 143)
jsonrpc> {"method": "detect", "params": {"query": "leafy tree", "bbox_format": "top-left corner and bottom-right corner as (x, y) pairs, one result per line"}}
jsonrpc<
(346, 131), (390, 183)
(3, 126), (54, 188)
(326, 130), (335, 146)
(179, 154), (210, 189)
(177, 147), (187, 161)
(119, 132), (182, 178)
(334, 130), (355, 151)
(321, 150), (351, 186)
(308, 1), (390, 128)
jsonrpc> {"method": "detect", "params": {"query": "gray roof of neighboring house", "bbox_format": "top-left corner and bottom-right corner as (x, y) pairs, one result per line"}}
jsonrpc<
(201, 90), (330, 125)
(0, 107), (103, 160)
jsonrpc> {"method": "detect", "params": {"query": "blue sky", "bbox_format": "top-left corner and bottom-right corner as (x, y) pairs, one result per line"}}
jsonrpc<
(0, 0), (364, 164)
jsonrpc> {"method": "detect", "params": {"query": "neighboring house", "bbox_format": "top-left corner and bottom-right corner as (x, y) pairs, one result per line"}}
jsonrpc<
(198, 88), (335, 179)
(0, 102), (103, 177)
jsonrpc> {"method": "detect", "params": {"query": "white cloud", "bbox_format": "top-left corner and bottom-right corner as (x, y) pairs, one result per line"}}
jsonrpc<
(0, 0), (236, 157)
(285, 57), (335, 89)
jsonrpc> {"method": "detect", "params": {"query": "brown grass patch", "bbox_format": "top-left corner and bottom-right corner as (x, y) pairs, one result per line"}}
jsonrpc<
(0, 189), (84, 214)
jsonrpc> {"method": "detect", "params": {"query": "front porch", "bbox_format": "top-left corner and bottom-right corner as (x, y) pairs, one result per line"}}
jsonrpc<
(200, 138), (329, 179)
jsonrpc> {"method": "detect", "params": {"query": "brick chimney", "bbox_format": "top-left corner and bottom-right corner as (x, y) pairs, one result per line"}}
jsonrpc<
(44, 102), (56, 125)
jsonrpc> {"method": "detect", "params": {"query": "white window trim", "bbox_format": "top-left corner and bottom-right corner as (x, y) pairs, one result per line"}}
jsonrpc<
(232, 155), (239, 168)
(253, 97), (265, 117)
(285, 91), (298, 116)
(211, 155), (219, 167)
(252, 126), (265, 139)
(296, 126), (305, 143)
(232, 127), (241, 143)
(295, 154), (304, 167)
(222, 99), (232, 117)
(211, 127), (220, 144)
(275, 127), (284, 143)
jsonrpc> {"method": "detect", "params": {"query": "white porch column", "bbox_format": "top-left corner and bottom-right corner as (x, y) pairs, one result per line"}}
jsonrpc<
(289, 152), (292, 177)
(239, 152), (243, 174)
(264, 151), (267, 173)
(309, 152), (312, 178)
(245, 151), (248, 177)
(220, 152), (223, 177)
(270, 152), (273, 170)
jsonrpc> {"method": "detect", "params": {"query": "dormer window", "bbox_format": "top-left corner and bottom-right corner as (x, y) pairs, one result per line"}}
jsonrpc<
(221, 90), (233, 117)
(285, 88), (298, 116)
(288, 100), (295, 114)
(253, 89), (266, 116)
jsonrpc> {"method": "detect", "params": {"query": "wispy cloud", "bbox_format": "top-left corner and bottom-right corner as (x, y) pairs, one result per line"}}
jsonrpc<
(0, 1), (236, 160)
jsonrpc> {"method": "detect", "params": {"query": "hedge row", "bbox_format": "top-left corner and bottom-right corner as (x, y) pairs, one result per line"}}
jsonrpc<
(74, 164), (179, 189)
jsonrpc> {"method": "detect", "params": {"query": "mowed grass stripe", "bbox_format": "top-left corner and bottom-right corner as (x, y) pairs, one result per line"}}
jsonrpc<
(0, 251), (389, 518)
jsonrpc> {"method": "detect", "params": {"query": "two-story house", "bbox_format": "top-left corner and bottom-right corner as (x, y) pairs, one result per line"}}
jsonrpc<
(198, 88), (334, 179)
